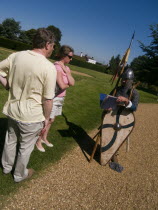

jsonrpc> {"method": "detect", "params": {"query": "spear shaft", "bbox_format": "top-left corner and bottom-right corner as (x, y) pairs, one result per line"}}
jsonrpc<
(112, 32), (135, 96)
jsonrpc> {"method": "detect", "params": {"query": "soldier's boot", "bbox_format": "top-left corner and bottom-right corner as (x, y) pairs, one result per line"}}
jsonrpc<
(111, 152), (119, 163)
(109, 152), (124, 173)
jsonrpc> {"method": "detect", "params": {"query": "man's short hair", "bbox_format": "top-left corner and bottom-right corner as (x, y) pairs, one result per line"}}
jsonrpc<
(33, 28), (55, 49)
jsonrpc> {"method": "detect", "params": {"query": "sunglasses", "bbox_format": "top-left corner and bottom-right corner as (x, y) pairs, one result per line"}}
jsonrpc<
(67, 55), (73, 59)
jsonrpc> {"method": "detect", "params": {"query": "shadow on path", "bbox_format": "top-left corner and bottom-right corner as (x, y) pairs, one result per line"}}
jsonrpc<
(58, 113), (100, 164)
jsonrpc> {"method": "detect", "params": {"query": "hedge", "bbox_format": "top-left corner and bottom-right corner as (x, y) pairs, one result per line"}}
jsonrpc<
(0, 36), (32, 51)
(70, 57), (108, 73)
(0, 36), (108, 74)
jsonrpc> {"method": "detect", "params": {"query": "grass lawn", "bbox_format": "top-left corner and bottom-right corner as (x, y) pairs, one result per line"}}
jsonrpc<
(0, 47), (158, 205)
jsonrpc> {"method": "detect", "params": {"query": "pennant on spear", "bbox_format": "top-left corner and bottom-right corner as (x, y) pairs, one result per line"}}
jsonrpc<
(112, 31), (135, 96)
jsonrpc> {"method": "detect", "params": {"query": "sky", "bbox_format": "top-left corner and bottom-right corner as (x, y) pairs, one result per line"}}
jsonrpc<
(0, 0), (158, 64)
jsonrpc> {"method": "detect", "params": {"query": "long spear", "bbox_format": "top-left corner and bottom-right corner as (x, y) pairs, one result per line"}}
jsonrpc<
(112, 31), (135, 96)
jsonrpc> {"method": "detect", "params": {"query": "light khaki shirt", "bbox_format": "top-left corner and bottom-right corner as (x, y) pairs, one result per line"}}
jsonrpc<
(0, 50), (57, 123)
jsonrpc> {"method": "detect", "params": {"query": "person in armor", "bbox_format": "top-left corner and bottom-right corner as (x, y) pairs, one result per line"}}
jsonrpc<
(112, 68), (139, 111)
(109, 68), (139, 172)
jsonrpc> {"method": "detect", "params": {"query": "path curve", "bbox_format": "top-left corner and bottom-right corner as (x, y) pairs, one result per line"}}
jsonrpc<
(71, 70), (93, 77)
(2, 104), (158, 209)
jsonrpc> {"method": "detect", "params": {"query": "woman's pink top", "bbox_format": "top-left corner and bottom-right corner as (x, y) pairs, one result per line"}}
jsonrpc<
(54, 61), (70, 97)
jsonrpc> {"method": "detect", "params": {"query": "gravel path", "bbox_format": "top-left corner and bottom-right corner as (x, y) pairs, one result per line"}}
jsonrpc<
(2, 104), (158, 210)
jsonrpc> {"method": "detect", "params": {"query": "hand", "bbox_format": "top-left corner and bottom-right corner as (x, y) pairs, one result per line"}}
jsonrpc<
(117, 96), (129, 105)
(105, 108), (112, 111)
(40, 119), (49, 135)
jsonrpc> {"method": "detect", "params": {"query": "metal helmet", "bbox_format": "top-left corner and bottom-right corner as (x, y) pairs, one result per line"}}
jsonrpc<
(121, 68), (134, 80)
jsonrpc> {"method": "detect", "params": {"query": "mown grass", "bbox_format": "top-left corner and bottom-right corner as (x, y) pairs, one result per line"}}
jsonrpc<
(0, 47), (157, 205)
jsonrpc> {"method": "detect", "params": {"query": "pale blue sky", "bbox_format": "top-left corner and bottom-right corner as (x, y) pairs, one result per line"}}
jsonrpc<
(0, 0), (158, 64)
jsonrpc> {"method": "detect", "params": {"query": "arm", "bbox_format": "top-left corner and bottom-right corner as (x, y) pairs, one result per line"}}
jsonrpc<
(43, 99), (53, 120)
(41, 99), (53, 134)
(130, 90), (139, 111)
(0, 57), (10, 89)
(64, 70), (75, 86)
(117, 96), (134, 110)
(106, 88), (129, 110)
(117, 96), (129, 106)
(58, 62), (75, 86)
(116, 90), (139, 111)
(42, 98), (53, 125)
(0, 76), (8, 89)
(42, 63), (57, 132)
(57, 71), (70, 90)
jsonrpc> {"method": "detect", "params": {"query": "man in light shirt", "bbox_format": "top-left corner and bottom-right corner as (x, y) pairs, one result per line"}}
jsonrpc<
(0, 28), (57, 182)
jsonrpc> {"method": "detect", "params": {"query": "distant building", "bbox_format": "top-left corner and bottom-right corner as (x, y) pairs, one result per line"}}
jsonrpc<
(80, 52), (83, 57)
(84, 54), (97, 64)
(84, 54), (88, 61)
(87, 58), (96, 64)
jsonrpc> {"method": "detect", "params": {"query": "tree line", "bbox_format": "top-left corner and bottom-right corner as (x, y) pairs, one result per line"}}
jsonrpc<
(0, 18), (62, 57)
(0, 18), (157, 90)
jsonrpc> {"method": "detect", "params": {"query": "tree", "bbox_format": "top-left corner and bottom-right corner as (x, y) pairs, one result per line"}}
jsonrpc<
(0, 18), (64, 58)
(131, 55), (158, 86)
(47, 25), (62, 42)
(131, 24), (158, 86)
(130, 55), (150, 82)
(25, 29), (37, 44)
(0, 18), (21, 40)
(0, 24), (3, 34)
(18, 30), (31, 44)
(108, 54), (121, 75)
(47, 25), (62, 57)
(139, 24), (158, 58)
